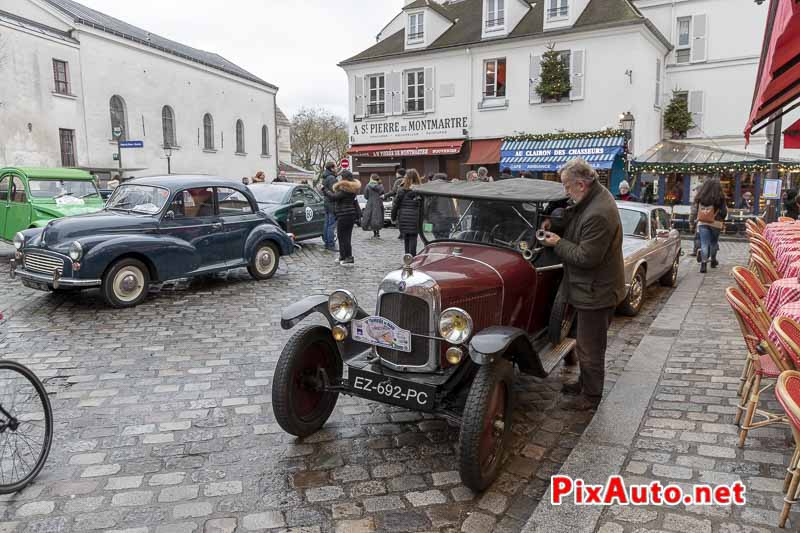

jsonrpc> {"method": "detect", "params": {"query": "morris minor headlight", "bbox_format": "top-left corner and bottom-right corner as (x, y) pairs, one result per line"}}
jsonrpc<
(13, 232), (24, 250)
(328, 290), (358, 323)
(69, 241), (83, 261)
(439, 308), (473, 345)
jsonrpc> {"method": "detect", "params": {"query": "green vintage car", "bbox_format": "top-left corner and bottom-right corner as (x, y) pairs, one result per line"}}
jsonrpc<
(0, 168), (105, 242)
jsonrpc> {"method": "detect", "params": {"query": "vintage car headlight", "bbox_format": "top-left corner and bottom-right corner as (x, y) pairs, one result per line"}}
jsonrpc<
(69, 241), (84, 261)
(439, 308), (473, 345)
(13, 232), (24, 250)
(328, 290), (358, 323)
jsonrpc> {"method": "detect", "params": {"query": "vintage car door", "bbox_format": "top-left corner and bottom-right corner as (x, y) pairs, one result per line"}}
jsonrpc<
(654, 208), (676, 274)
(291, 186), (324, 239)
(4, 176), (31, 241)
(0, 174), (9, 239)
(216, 186), (261, 263)
(160, 187), (227, 270)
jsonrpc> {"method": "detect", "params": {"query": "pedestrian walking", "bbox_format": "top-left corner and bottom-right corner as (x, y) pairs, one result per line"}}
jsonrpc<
(615, 180), (640, 202)
(392, 169), (422, 256)
(477, 167), (493, 182)
(541, 158), (626, 411)
(426, 173), (456, 239)
(362, 174), (385, 238)
(692, 178), (727, 273)
(383, 168), (407, 239)
(785, 189), (799, 219)
(320, 162), (339, 251)
(274, 171), (289, 183)
(323, 170), (361, 266)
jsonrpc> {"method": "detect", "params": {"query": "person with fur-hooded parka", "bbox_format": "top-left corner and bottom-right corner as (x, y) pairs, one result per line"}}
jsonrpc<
(323, 170), (362, 265)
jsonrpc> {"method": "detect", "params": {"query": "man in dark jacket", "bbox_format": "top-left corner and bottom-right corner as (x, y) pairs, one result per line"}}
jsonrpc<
(542, 158), (626, 410)
(321, 162), (338, 251)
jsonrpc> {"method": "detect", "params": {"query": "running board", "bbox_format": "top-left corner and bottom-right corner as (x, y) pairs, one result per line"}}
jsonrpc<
(532, 337), (577, 376)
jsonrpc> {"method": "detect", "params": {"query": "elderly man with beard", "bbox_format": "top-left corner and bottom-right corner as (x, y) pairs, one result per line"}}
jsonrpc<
(541, 158), (626, 411)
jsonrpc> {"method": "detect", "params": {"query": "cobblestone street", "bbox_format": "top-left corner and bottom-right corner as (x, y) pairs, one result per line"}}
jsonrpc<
(0, 230), (677, 533)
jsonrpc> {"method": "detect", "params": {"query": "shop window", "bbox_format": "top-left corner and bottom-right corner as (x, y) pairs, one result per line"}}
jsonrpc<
(367, 74), (385, 116)
(484, 58), (506, 99)
(406, 69), (425, 112)
(59, 129), (76, 167)
(547, 0), (568, 20)
(53, 59), (70, 95)
(408, 12), (424, 43)
(486, 0), (505, 31)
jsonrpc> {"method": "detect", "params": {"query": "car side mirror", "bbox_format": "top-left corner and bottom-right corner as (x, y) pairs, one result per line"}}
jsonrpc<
(291, 201), (305, 208)
(164, 210), (175, 220)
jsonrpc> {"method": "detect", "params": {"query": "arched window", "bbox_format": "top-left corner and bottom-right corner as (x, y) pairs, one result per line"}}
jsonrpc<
(162, 106), (176, 148)
(235, 119), (245, 153)
(109, 95), (127, 140)
(203, 113), (214, 150)
(261, 125), (270, 156)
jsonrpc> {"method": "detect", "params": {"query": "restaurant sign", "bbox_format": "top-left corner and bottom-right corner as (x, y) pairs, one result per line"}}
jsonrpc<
(352, 115), (469, 142)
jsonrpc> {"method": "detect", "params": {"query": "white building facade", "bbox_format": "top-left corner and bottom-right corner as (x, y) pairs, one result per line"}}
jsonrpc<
(0, 0), (279, 184)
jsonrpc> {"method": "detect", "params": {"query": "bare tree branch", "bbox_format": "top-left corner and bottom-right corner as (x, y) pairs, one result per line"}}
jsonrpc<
(290, 107), (348, 174)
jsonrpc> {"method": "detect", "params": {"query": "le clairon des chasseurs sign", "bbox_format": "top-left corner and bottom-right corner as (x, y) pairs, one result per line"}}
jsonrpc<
(351, 115), (470, 142)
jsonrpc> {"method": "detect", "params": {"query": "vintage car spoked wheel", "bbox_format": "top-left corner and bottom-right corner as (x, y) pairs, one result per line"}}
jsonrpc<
(272, 325), (342, 437)
(660, 254), (680, 288)
(459, 359), (514, 492)
(619, 267), (645, 317)
(248, 242), (280, 280)
(548, 286), (576, 344)
(101, 258), (150, 308)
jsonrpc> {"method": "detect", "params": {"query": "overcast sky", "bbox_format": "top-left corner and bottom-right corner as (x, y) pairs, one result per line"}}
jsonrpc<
(75, 0), (403, 120)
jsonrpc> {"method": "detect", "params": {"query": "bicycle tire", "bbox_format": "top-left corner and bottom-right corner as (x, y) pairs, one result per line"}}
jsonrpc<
(0, 360), (53, 494)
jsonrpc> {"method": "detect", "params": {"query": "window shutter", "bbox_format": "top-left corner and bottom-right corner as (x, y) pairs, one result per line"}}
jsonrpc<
(424, 67), (435, 113)
(569, 49), (585, 101)
(354, 75), (364, 118)
(390, 71), (403, 115)
(691, 14), (707, 63)
(529, 54), (542, 104)
(689, 90), (704, 132)
(655, 58), (662, 107)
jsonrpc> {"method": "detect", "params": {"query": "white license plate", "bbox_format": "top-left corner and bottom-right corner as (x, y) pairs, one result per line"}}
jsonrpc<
(352, 316), (412, 353)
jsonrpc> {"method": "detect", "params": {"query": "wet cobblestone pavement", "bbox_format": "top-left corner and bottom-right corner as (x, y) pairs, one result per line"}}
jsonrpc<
(0, 232), (675, 533)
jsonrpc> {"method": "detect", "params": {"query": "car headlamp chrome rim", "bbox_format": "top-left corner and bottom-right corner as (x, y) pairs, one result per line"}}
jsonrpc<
(69, 241), (84, 262)
(328, 290), (358, 323)
(13, 232), (24, 250)
(439, 307), (473, 345)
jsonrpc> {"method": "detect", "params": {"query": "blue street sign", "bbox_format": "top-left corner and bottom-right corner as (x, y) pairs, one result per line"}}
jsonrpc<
(119, 141), (144, 148)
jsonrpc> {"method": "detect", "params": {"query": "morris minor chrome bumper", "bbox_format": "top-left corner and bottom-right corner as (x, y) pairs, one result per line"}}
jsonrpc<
(10, 259), (101, 289)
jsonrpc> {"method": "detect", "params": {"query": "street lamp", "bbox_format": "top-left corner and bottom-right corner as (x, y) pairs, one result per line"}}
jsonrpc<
(164, 146), (172, 175)
(619, 111), (636, 173)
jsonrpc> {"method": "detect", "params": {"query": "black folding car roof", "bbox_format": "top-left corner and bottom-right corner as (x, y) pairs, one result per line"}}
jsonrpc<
(415, 178), (568, 203)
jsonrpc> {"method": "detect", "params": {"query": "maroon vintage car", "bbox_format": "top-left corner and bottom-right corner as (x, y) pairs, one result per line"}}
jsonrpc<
(272, 179), (576, 491)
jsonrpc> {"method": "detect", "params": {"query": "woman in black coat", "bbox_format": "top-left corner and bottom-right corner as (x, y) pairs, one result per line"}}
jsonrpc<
(391, 169), (422, 256)
(323, 170), (361, 265)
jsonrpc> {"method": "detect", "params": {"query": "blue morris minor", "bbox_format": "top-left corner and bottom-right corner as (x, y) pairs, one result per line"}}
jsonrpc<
(9, 176), (295, 308)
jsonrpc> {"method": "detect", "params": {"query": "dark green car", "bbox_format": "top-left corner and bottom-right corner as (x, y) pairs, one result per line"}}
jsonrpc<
(0, 168), (105, 242)
(249, 183), (325, 241)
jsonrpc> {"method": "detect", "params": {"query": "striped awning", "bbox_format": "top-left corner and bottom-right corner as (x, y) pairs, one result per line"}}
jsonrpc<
(500, 136), (626, 172)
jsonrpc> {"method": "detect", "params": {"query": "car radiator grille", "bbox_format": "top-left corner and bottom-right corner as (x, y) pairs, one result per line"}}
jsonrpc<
(377, 293), (431, 367)
(445, 291), (502, 331)
(23, 253), (65, 275)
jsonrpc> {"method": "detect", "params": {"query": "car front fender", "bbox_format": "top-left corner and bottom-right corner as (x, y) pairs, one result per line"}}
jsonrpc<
(78, 235), (196, 280)
(469, 326), (547, 377)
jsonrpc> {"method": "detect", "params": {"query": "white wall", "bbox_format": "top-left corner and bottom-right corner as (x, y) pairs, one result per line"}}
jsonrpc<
(0, 0), (72, 32)
(0, 19), (85, 167)
(277, 123), (292, 162)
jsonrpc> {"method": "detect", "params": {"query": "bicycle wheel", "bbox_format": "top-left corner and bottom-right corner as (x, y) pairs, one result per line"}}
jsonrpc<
(0, 360), (53, 494)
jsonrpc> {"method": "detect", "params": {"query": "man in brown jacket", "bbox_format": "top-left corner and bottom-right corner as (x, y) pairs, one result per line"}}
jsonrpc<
(542, 158), (626, 410)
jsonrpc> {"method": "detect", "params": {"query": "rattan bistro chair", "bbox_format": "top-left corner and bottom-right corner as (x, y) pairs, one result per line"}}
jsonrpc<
(774, 370), (800, 528)
(726, 287), (791, 447)
(752, 251), (781, 286)
(732, 266), (771, 327)
(756, 217), (768, 232)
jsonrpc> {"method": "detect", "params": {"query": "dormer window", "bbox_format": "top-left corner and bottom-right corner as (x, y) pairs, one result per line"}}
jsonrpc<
(486, 0), (505, 32)
(408, 12), (424, 43)
(547, 0), (569, 20)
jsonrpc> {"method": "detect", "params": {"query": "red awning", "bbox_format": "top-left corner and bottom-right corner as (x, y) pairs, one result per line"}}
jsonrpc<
(785, 117), (800, 148)
(745, 0), (800, 142)
(464, 139), (503, 165)
(349, 139), (464, 158)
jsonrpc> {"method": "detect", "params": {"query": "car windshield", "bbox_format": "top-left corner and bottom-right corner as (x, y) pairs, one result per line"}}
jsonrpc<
(107, 185), (169, 214)
(249, 184), (289, 204)
(28, 179), (100, 201)
(619, 208), (649, 238)
(421, 196), (540, 249)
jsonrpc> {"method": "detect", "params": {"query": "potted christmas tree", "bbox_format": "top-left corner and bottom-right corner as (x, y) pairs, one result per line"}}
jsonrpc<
(664, 91), (694, 138)
(536, 44), (572, 103)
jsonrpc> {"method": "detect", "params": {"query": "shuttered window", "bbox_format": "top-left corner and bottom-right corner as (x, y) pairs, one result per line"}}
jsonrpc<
(484, 58), (506, 98)
(408, 12), (424, 42)
(406, 70), (425, 112)
(59, 129), (76, 167)
(53, 59), (69, 95)
(367, 74), (385, 116)
(162, 106), (176, 148)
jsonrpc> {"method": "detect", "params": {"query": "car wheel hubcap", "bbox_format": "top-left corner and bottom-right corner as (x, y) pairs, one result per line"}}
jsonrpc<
(256, 248), (276, 274)
(672, 259), (679, 283)
(292, 341), (333, 421)
(631, 274), (644, 309)
(113, 267), (144, 302)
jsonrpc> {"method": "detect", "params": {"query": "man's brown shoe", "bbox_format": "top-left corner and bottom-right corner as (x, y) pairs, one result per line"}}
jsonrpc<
(561, 395), (601, 411)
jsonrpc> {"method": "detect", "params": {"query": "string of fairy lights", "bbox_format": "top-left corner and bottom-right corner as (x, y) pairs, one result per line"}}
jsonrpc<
(504, 129), (627, 142)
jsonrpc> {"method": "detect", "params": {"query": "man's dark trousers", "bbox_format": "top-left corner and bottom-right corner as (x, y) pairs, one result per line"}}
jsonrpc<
(575, 307), (615, 400)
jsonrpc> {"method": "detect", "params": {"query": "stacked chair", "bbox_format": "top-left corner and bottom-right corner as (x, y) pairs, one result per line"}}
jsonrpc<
(772, 318), (800, 528)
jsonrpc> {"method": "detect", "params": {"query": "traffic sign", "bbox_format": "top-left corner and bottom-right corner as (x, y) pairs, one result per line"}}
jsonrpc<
(119, 141), (144, 149)
(340, 158), (350, 169)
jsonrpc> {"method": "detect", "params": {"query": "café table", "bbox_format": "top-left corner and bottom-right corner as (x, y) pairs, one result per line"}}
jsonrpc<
(779, 251), (800, 276)
(766, 278), (800, 317)
(768, 301), (800, 366)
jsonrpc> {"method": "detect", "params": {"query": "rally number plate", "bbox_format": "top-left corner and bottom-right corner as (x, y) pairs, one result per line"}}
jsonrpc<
(349, 367), (436, 411)
(352, 316), (411, 353)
